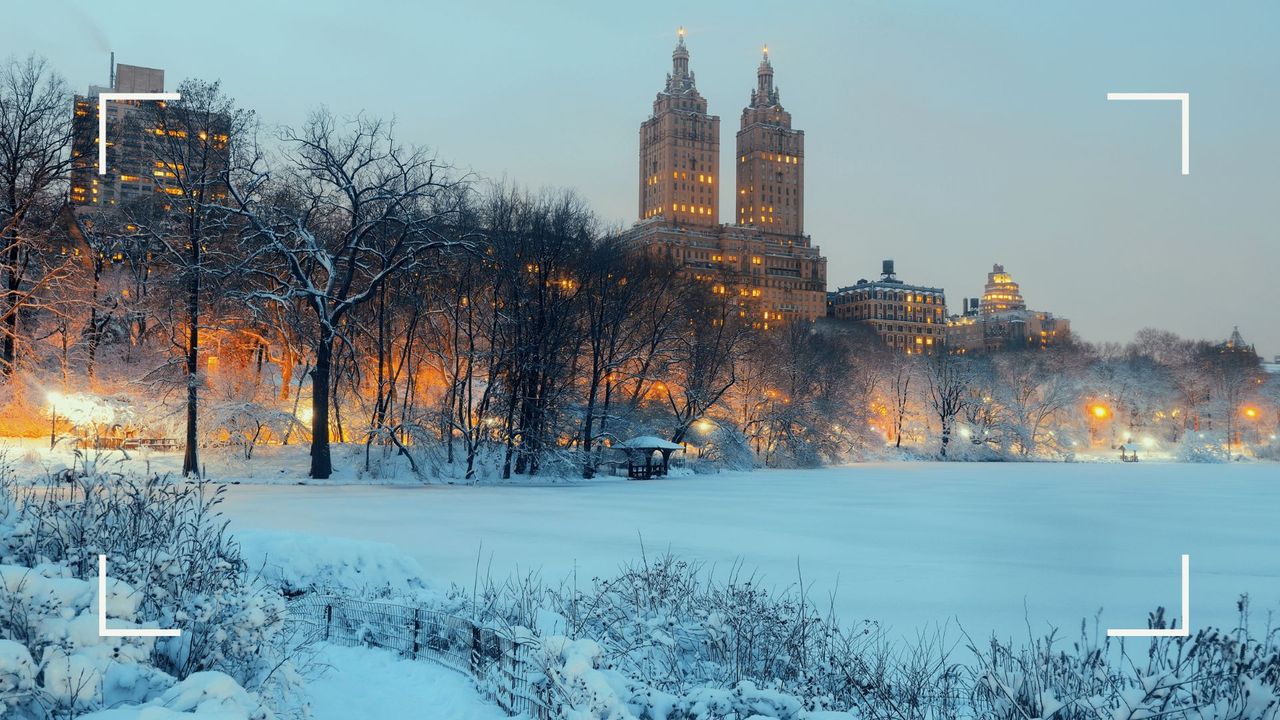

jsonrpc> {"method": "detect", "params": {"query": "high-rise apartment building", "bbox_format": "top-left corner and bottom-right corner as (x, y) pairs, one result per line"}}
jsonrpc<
(625, 31), (827, 324)
(71, 61), (172, 209)
(735, 47), (804, 237)
(639, 29), (720, 228)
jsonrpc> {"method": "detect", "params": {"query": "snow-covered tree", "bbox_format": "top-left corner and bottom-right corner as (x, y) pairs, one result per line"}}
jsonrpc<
(230, 111), (466, 478)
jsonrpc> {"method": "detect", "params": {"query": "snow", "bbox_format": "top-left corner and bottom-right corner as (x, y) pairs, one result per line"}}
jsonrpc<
(618, 436), (685, 450)
(237, 530), (436, 599)
(80, 672), (270, 720)
(215, 461), (1280, 639)
(304, 643), (511, 720)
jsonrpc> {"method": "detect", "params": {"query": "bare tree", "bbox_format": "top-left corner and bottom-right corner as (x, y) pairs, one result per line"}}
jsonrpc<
(486, 188), (592, 478)
(128, 79), (253, 476)
(231, 111), (465, 478)
(1201, 341), (1262, 458)
(923, 351), (972, 458)
(665, 288), (749, 445)
(887, 353), (913, 448)
(577, 239), (665, 477)
(992, 349), (1082, 457)
(0, 55), (73, 376)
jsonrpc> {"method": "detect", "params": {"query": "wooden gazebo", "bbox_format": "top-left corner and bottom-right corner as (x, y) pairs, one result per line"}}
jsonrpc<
(617, 436), (684, 479)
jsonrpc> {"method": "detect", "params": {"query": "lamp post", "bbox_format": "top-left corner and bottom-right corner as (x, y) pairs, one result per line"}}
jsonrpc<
(1241, 406), (1261, 449)
(47, 391), (62, 450)
(1088, 403), (1110, 446)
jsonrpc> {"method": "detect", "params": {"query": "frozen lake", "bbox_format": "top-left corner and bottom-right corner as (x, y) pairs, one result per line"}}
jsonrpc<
(217, 462), (1280, 639)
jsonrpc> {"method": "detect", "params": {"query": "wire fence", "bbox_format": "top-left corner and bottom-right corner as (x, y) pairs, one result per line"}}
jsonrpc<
(289, 594), (553, 719)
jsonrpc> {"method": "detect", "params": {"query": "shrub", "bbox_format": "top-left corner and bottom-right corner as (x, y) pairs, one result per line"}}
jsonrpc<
(0, 464), (300, 719)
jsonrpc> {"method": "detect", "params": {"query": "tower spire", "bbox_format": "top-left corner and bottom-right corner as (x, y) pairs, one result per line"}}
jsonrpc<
(666, 26), (697, 93)
(751, 43), (779, 107)
(672, 27), (690, 79)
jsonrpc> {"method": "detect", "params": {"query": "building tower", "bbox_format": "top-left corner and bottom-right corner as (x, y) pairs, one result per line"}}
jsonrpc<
(735, 46), (805, 239)
(979, 263), (1026, 315)
(638, 28), (720, 228)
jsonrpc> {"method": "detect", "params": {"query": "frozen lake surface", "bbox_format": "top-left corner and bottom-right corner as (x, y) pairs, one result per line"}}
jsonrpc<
(217, 462), (1280, 639)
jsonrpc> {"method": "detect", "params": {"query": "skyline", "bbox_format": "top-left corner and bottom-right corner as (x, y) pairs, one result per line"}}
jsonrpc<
(6, 0), (1277, 356)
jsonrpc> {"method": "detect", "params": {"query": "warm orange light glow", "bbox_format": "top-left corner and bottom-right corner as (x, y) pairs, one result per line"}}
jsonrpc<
(1243, 407), (1260, 419)
(1090, 404), (1110, 419)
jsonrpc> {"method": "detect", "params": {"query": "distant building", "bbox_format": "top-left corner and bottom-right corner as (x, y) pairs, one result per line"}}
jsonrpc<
(624, 31), (826, 325)
(979, 263), (1025, 315)
(828, 260), (947, 354)
(1215, 326), (1256, 356)
(947, 263), (1070, 353)
(70, 59), (228, 213)
(71, 61), (171, 209)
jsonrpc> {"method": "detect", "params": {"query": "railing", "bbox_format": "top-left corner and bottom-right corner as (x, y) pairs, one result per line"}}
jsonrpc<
(289, 595), (553, 719)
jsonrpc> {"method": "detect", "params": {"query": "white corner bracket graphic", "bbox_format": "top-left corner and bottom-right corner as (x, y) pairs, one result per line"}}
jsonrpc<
(1106, 92), (1190, 175)
(97, 92), (182, 175)
(1107, 554), (1190, 638)
(98, 554), (182, 638)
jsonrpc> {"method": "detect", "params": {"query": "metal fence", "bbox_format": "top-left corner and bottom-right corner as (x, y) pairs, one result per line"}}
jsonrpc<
(289, 595), (553, 719)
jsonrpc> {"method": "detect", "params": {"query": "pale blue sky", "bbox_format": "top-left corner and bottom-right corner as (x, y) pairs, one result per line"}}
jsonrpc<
(6, 0), (1277, 356)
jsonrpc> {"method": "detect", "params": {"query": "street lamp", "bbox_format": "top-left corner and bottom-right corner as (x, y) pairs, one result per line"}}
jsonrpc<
(47, 391), (63, 450)
(1088, 402), (1111, 446)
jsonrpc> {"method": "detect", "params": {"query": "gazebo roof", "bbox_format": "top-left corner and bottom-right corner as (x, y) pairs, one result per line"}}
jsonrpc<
(618, 435), (684, 451)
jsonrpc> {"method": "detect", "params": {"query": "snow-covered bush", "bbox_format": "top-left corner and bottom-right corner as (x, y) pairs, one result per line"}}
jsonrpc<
(204, 401), (296, 460)
(455, 553), (957, 718)
(0, 464), (300, 719)
(970, 602), (1280, 719)
(435, 553), (1280, 720)
(1177, 430), (1229, 463)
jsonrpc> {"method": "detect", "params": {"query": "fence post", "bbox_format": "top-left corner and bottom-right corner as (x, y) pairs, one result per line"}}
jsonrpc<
(323, 603), (332, 642)
(470, 625), (483, 677)
(412, 607), (421, 659)
(507, 636), (519, 713)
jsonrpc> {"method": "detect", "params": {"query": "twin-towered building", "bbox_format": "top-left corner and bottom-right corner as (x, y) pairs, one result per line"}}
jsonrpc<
(625, 30), (826, 326)
(623, 31), (1072, 349)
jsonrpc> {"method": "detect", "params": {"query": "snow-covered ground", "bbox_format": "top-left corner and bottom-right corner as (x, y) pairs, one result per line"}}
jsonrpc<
(215, 461), (1280, 641)
(305, 643), (510, 720)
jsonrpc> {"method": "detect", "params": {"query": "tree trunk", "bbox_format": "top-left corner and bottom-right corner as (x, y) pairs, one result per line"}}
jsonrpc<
(181, 263), (201, 477)
(581, 373), (600, 479)
(310, 338), (333, 478)
(2, 257), (19, 375)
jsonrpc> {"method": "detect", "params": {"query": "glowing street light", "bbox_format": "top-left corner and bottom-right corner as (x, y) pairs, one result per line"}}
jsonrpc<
(1087, 402), (1112, 446)
(1242, 406), (1260, 420)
